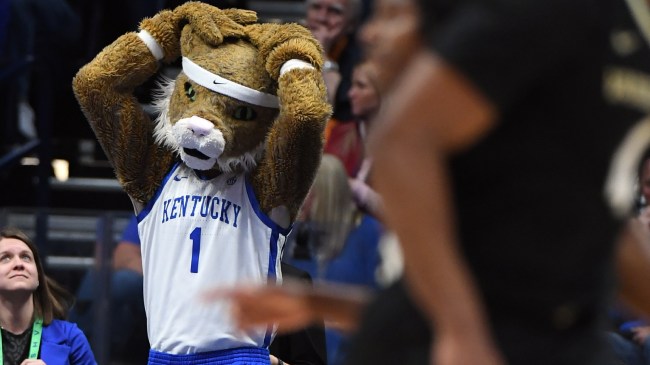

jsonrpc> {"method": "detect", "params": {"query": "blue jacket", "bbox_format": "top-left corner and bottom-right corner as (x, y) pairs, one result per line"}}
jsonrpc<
(40, 320), (96, 365)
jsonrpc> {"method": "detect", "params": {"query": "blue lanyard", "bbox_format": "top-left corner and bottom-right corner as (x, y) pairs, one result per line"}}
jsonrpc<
(0, 318), (43, 365)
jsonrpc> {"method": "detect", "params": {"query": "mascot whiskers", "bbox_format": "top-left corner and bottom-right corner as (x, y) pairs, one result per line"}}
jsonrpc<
(72, 2), (330, 363)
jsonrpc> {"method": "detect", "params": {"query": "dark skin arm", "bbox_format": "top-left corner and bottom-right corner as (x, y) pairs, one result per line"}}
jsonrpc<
(206, 50), (504, 365)
(203, 279), (371, 333)
(369, 49), (503, 365)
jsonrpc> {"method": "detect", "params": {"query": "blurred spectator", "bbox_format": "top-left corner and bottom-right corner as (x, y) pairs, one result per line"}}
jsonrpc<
(304, 0), (365, 176)
(305, 0), (362, 113)
(0, 0), (80, 147)
(270, 262), (328, 365)
(606, 305), (650, 365)
(346, 60), (383, 218)
(286, 154), (383, 365)
(69, 216), (148, 365)
(0, 0), (8, 52)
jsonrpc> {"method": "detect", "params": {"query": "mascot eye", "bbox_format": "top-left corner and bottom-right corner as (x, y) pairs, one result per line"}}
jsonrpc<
(232, 106), (257, 121)
(184, 82), (196, 102)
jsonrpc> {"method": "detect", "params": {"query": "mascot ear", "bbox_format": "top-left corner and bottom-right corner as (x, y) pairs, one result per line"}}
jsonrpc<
(246, 23), (323, 80)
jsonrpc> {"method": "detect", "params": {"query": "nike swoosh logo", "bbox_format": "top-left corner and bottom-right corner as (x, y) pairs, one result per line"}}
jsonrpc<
(173, 175), (188, 181)
(213, 80), (227, 85)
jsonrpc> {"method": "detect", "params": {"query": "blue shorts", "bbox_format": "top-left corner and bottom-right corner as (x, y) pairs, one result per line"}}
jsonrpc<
(147, 347), (270, 365)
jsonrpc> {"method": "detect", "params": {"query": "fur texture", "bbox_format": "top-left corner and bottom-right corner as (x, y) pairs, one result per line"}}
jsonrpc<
(72, 1), (331, 222)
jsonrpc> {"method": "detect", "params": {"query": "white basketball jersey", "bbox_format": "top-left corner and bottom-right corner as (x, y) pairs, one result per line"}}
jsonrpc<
(137, 162), (289, 354)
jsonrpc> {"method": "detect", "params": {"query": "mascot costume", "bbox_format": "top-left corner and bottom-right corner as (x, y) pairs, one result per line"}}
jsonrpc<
(72, 2), (330, 364)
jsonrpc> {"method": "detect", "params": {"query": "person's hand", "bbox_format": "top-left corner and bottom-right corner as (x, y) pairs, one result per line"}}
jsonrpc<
(203, 280), (370, 332)
(631, 326), (650, 344)
(202, 281), (317, 333)
(270, 354), (289, 365)
(433, 333), (506, 365)
(20, 359), (46, 365)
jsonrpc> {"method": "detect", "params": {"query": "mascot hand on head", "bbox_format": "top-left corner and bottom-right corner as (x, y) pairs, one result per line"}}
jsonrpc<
(72, 1), (330, 361)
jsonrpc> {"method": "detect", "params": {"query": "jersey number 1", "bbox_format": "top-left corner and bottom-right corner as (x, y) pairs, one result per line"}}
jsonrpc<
(190, 227), (201, 273)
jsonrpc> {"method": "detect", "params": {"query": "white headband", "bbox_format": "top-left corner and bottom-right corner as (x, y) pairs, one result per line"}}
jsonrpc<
(181, 57), (280, 109)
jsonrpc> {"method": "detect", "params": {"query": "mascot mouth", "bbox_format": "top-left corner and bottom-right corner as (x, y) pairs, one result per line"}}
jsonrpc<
(183, 148), (210, 160)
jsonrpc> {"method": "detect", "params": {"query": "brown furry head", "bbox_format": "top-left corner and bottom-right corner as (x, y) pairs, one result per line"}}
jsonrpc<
(152, 26), (280, 173)
(73, 2), (330, 217)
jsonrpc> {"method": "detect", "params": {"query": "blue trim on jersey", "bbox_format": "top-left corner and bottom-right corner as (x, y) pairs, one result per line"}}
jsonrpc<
(267, 229), (279, 279)
(262, 323), (274, 350)
(147, 347), (270, 365)
(245, 174), (286, 346)
(137, 162), (182, 223)
(243, 176), (292, 236)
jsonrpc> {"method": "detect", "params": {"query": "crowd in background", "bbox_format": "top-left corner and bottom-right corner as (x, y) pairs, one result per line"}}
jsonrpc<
(4, 0), (650, 365)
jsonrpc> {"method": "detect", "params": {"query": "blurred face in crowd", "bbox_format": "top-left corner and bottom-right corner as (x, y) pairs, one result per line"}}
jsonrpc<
(360, 0), (421, 91)
(0, 238), (38, 295)
(348, 62), (381, 120)
(306, 0), (356, 46)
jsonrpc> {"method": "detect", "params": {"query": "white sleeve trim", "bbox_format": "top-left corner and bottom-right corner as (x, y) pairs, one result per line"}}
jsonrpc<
(137, 30), (164, 61)
(279, 59), (315, 76)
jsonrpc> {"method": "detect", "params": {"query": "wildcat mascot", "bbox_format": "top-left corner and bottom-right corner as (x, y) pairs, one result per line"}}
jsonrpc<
(72, 2), (330, 364)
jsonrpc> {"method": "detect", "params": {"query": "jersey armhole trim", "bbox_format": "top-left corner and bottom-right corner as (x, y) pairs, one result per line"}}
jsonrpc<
(137, 161), (182, 223)
(244, 176), (293, 236)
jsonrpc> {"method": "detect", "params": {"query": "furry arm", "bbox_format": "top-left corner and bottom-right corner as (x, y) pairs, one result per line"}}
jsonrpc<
(72, 25), (174, 204)
(246, 24), (331, 221)
(246, 23), (324, 79)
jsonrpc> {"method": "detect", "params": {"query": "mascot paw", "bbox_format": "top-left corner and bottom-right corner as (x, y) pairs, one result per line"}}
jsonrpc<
(246, 23), (323, 80)
(175, 1), (257, 46)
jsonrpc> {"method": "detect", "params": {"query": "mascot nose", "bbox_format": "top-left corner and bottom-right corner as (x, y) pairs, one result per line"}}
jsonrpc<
(186, 116), (215, 137)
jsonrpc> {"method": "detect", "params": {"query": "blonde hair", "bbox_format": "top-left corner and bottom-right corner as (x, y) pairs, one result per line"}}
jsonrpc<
(302, 154), (357, 266)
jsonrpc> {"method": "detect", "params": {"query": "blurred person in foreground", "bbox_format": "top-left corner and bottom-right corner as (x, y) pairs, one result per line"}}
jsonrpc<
(605, 150), (650, 365)
(207, 0), (650, 364)
(0, 227), (96, 365)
